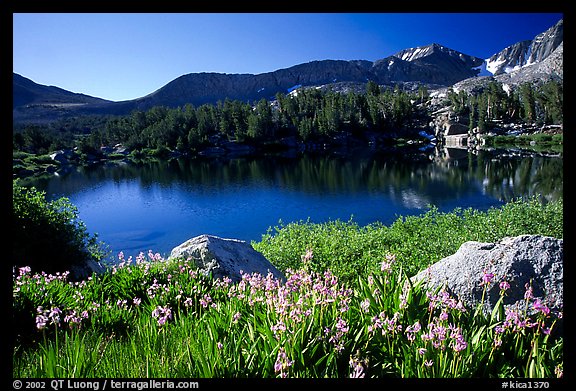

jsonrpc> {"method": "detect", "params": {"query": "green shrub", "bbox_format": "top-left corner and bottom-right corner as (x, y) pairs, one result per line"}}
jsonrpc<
(27, 154), (56, 165)
(129, 149), (145, 159)
(253, 197), (563, 282)
(12, 180), (107, 276)
(13, 151), (32, 160)
(151, 145), (171, 158)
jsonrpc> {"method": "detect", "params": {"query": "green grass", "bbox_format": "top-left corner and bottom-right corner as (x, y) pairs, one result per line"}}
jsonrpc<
(12, 198), (563, 378)
(483, 133), (563, 154)
(253, 197), (563, 282)
(13, 152), (60, 177)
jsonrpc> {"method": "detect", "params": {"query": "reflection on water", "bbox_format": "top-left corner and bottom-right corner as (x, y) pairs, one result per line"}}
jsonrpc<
(24, 146), (562, 259)
(431, 147), (562, 203)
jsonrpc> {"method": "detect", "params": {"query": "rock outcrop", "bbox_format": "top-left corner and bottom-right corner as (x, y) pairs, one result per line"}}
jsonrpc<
(169, 234), (285, 282)
(411, 235), (563, 316)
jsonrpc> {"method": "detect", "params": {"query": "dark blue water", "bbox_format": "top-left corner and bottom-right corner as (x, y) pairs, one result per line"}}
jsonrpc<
(25, 147), (563, 261)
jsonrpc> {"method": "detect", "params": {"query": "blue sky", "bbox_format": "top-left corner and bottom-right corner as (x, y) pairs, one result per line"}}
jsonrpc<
(13, 13), (563, 102)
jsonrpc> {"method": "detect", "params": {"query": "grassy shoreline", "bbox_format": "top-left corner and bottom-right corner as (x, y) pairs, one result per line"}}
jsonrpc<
(13, 198), (563, 378)
(482, 132), (563, 155)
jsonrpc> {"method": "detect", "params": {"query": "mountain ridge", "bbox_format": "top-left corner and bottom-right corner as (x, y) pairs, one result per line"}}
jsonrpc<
(13, 73), (111, 109)
(13, 18), (563, 124)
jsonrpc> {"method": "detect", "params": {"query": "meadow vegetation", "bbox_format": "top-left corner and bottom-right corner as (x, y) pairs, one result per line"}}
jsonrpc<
(12, 197), (563, 378)
(253, 197), (563, 281)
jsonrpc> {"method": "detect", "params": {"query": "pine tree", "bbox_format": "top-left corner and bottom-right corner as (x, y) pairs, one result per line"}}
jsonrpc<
(519, 83), (536, 123)
(468, 95), (476, 133)
(366, 80), (381, 96)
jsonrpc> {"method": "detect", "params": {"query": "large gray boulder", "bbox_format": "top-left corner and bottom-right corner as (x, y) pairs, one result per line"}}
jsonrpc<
(169, 234), (285, 282)
(411, 235), (563, 315)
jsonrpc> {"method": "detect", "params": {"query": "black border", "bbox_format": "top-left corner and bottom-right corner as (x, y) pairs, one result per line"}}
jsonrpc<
(6, 1), (572, 388)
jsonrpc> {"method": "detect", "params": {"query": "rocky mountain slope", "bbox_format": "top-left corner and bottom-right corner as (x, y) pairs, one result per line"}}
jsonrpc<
(450, 21), (563, 95)
(485, 19), (563, 75)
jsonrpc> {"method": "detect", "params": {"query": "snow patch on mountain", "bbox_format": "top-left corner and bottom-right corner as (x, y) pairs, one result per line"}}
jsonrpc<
(399, 46), (428, 62)
(475, 61), (493, 77)
(396, 43), (465, 62)
(485, 57), (505, 75)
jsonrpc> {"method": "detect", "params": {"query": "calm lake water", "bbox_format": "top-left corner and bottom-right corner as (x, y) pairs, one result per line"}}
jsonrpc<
(25, 146), (563, 261)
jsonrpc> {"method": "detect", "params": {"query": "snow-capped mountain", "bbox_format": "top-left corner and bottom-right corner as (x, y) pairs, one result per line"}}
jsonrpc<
(485, 19), (563, 75)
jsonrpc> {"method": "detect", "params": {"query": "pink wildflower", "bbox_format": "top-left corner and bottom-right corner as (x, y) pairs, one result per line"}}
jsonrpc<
(481, 269), (494, 286)
(199, 294), (212, 308)
(524, 283), (534, 300)
(381, 253), (396, 274)
(301, 249), (313, 263)
(19, 266), (31, 276)
(183, 297), (194, 307)
(349, 356), (366, 378)
(151, 305), (172, 326)
(360, 298), (370, 313)
(232, 312), (241, 323)
(274, 348), (294, 378)
(35, 313), (48, 330)
(555, 365), (563, 378)
(532, 299), (550, 316)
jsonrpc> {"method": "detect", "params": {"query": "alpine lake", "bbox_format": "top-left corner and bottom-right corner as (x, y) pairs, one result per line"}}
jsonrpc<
(23, 144), (563, 262)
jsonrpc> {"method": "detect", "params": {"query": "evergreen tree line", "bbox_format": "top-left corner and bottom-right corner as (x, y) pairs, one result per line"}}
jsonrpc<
(13, 115), (112, 156)
(13, 82), (422, 155)
(13, 80), (562, 156)
(87, 82), (422, 153)
(447, 80), (563, 133)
